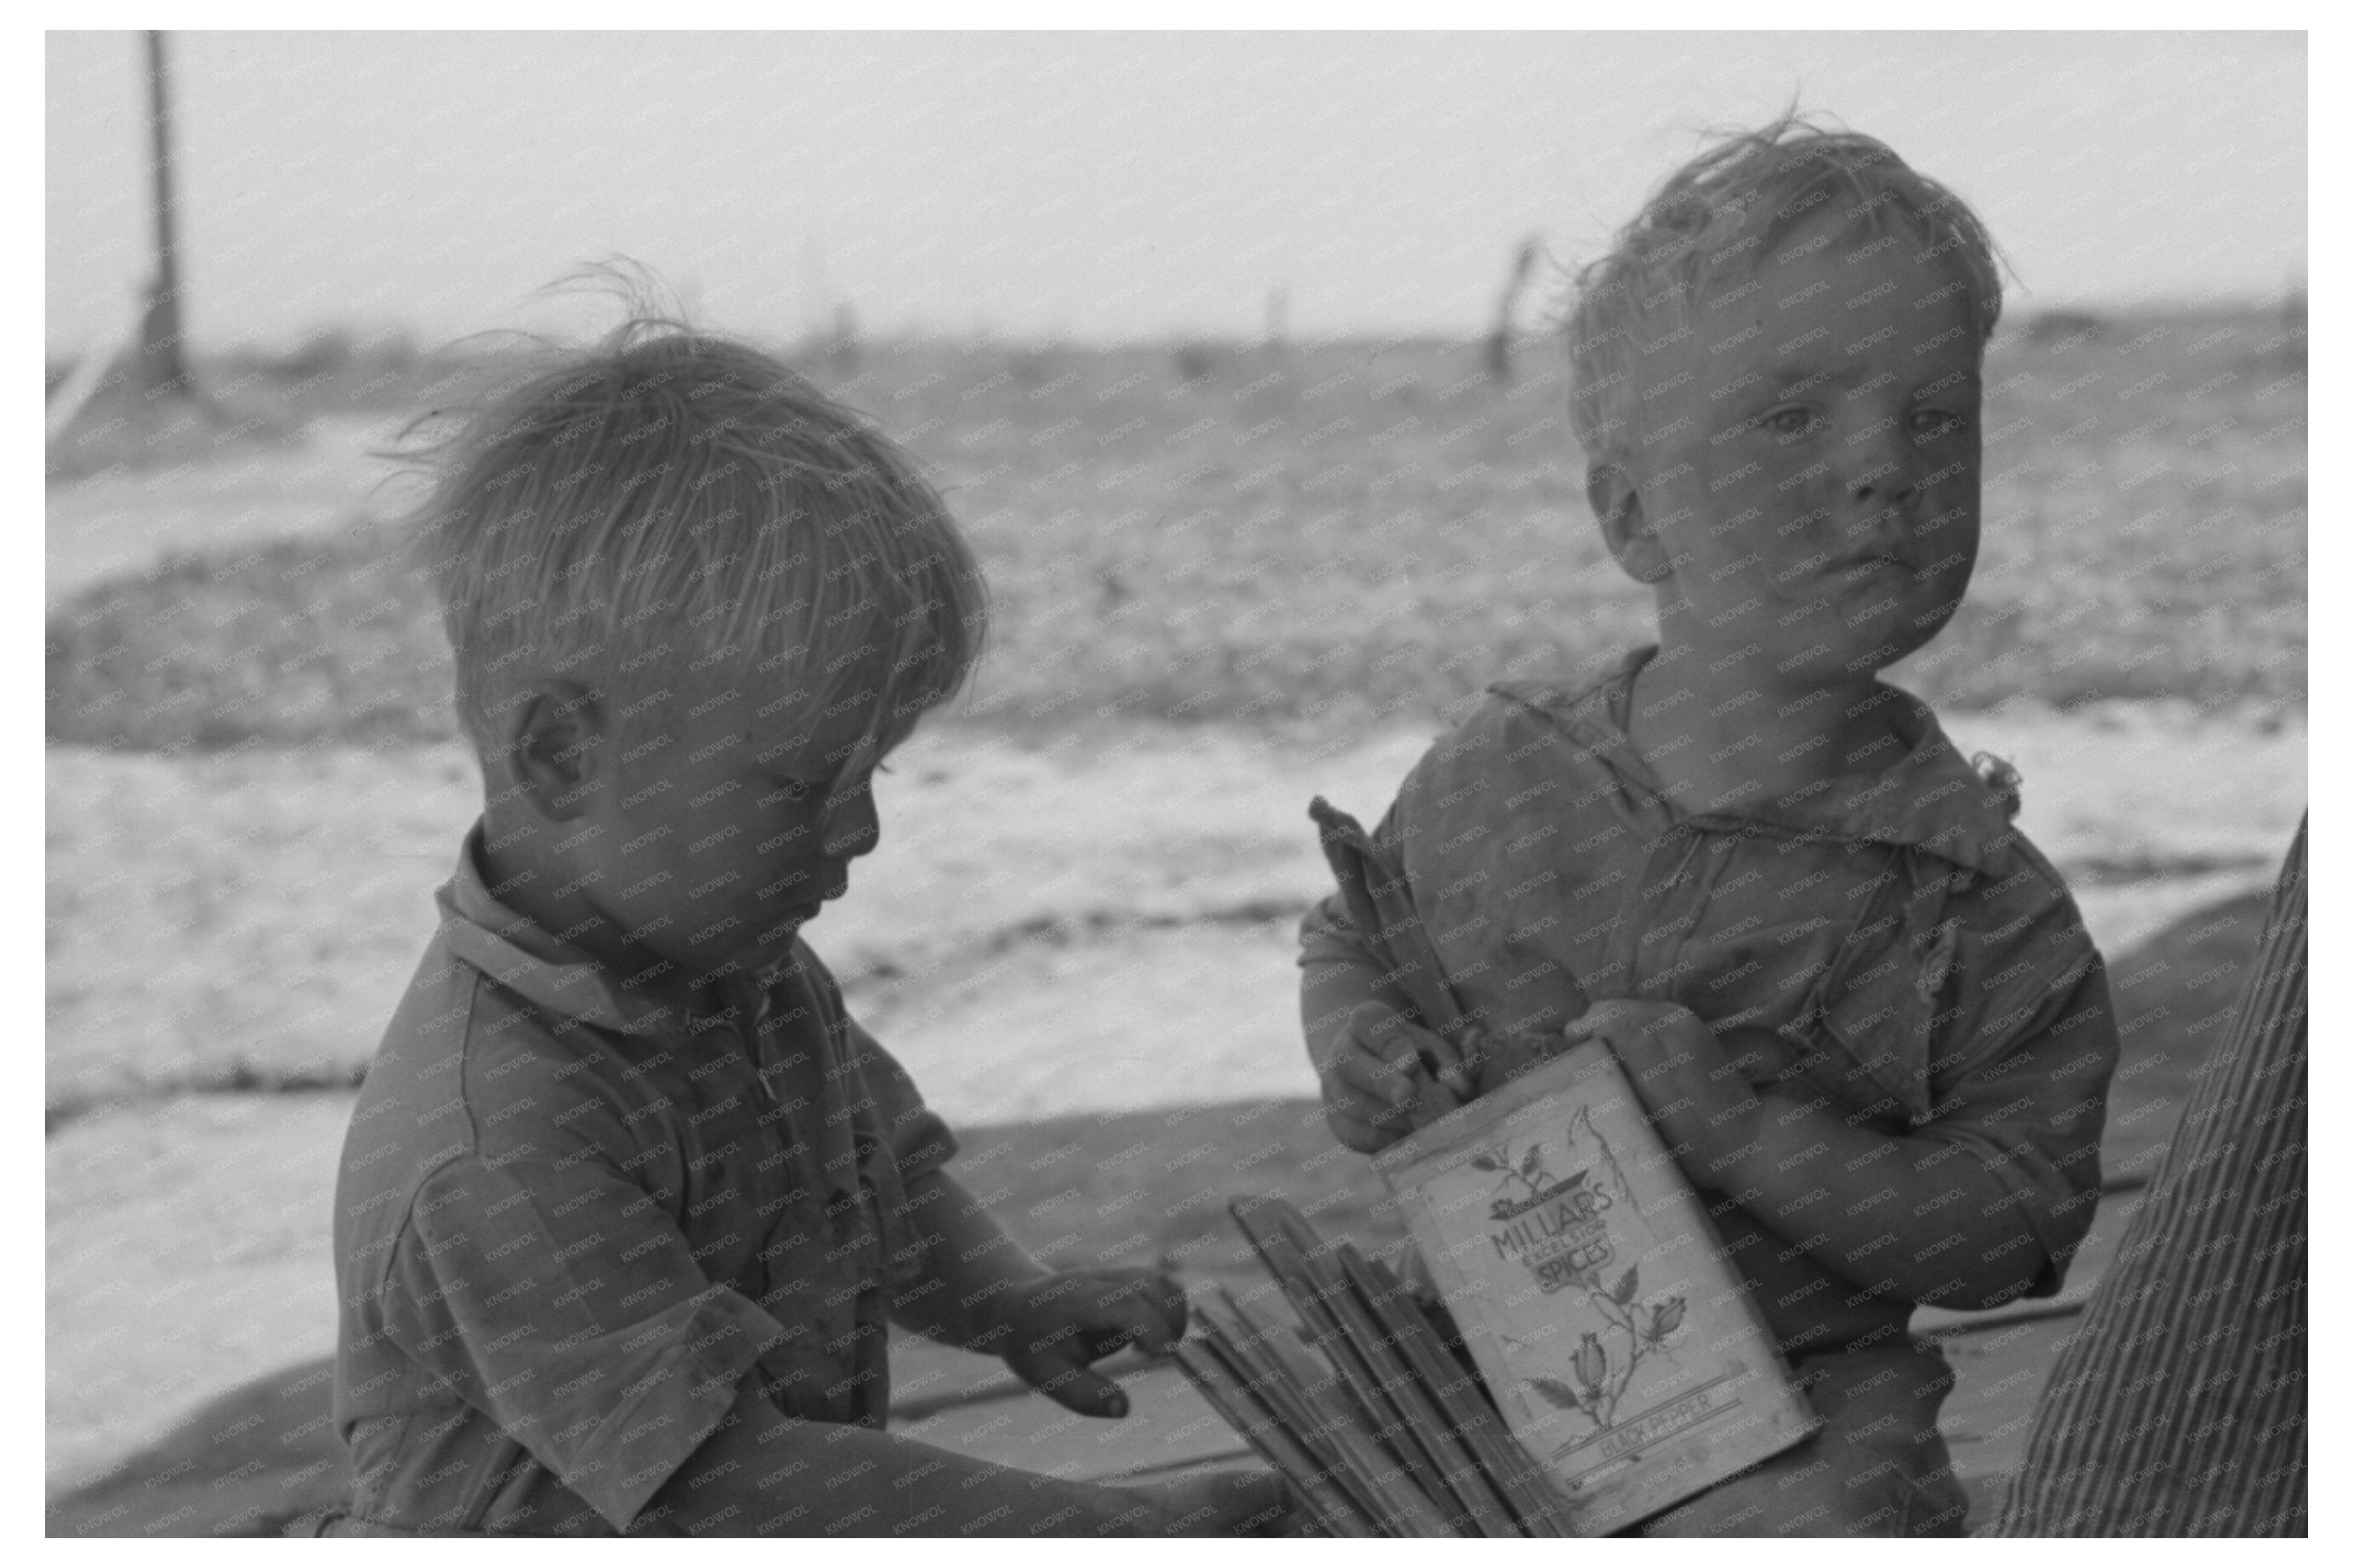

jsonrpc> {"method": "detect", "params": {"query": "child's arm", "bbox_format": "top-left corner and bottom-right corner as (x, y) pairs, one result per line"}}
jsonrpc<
(645, 1165), (1288, 1536)
(836, 1011), (1201, 1413)
(646, 1379), (1284, 1536)
(886, 1167), (1184, 1418)
(372, 1120), (1284, 1537)
(1568, 981), (2112, 1311)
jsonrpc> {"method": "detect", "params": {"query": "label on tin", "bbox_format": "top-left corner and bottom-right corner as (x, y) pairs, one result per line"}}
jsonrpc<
(1378, 1041), (1819, 1534)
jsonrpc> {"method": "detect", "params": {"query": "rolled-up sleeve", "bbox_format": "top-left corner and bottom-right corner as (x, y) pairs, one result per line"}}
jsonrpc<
(845, 1020), (957, 1182)
(387, 1151), (789, 1532)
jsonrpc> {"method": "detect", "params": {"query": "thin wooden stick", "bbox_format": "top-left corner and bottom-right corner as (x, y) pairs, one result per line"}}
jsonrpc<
(1283, 1229), (1520, 1536)
(1220, 1292), (1461, 1538)
(1194, 1292), (1412, 1536)
(1171, 1340), (1370, 1537)
(1178, 1194), (1583, 1537)
(1358, 1251), (1572, 1536)
(1229, 1199), (1498, 1535)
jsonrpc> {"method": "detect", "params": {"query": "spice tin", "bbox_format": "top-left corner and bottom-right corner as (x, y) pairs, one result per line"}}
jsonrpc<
(1376, 1041), (1819, 1535)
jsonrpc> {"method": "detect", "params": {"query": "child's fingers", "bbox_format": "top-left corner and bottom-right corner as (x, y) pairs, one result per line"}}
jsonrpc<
(1403, 1071), (1468, 1128)
(1085, 1268), (1187, 1354)
(1017, 1346), (1131, 1418)
(1330, 1046), (1419, 1111)
(1323, 1102), (1401, 1153)
(1345, 1001), (1438, 1066)
(1563, 1001), (1664, 1061)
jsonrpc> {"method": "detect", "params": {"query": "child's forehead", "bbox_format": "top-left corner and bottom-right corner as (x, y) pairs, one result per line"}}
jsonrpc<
(1668, 227), (1979, 390)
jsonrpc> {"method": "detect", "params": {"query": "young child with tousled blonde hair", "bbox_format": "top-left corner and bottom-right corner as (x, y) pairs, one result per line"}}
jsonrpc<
(1303, 117), (2116, 1537)
(324, 299), (1283, 1537)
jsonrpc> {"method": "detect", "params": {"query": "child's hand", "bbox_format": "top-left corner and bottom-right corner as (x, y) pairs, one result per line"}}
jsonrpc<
(1316, 1000), (1473, 1152)
(1118, 1465), (1293, 1536)
(997, 1267), (1187, 1417)
(1563, 999), (1768, 1175)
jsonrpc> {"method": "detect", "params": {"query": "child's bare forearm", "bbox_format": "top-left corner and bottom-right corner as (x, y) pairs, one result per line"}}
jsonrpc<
(1716, 1092), (2049, 1309)
(647, 1382), (1169, 1537)
(890, 1169), (1051, 1352)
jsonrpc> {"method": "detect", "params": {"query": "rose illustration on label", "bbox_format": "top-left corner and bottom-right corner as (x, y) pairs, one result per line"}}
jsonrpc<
(1525, 1261), (1692, 1431)
(1474, 1111), (1690, 1433)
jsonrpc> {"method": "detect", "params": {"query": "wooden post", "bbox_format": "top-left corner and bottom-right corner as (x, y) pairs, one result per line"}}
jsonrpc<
(138, 30), (193, 401)
(1484, 239), (1537, 384)
(1990, 818), (2306, 1536)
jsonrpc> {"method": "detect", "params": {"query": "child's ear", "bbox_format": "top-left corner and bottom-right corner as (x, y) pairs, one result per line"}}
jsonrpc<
(1587, 462), (1671, 585)
(503, 680), (606, 822)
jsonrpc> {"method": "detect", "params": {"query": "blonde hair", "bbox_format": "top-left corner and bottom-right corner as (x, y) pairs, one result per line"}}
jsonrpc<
(409, 310), (986, 760)
(1565, 113), (2005, 459)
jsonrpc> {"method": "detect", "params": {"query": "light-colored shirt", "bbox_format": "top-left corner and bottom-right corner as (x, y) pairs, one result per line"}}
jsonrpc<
(1301, 648), (2117, 1355)
(330, 827), (955, 1535)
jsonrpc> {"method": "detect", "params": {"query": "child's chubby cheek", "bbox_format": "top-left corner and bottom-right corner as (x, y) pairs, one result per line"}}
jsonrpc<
(1637, 431), (1978, 680)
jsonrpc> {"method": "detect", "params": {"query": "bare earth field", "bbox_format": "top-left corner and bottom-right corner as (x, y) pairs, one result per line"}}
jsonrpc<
(46, 705), (2305, 1130)
(46, 320), (2306, 1524)
(48, 322), (2304, 751)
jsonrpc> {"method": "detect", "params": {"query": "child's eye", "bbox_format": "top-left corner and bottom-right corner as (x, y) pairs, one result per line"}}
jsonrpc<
(1760, 407), (1814, 436)
(766, 777), (821, 805)
(1909, 408), (1965, 437)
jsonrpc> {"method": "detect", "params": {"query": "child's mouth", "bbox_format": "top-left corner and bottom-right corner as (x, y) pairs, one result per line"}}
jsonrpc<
(1830, 554), (1905, 584)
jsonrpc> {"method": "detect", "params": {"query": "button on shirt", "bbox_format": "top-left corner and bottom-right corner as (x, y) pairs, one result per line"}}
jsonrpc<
(1301, 649), (2117, 1353)
(330, 828), (957, 1536)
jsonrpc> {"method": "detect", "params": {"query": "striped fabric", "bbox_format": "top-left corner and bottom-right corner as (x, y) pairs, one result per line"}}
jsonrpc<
(1992, 817), (2307, 1536)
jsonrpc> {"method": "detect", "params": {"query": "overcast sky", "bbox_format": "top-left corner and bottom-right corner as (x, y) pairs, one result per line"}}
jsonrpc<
(46, 30), (2306, 354)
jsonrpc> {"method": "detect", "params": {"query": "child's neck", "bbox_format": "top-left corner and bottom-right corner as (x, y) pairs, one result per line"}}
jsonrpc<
(478, 831), (777, 1024)
(1623, 643), (1907, 818)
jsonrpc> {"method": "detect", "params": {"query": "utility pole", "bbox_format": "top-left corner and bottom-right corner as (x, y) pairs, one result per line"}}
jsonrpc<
(138, 29), (192, 400)
(1486, 237), (1539, 384)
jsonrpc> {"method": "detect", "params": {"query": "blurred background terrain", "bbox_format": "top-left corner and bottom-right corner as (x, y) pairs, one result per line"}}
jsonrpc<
(45, 313), (2308, 1529)
(46, 27), (2303, 1536)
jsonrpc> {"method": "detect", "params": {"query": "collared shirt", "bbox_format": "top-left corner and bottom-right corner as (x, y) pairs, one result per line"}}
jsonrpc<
(1302, 648), (2117, 1354)
(330, 827), (957, 1536)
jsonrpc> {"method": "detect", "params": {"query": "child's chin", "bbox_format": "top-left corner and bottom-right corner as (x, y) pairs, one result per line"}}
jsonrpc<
(751, 911), (818, 957)
(1770, 636), (1902, 685)
(1806, 598), (1951, 671)
(757, 905), (814, 936)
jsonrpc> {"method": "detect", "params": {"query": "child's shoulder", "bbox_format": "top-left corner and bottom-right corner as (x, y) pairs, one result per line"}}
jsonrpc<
(1478, 650), (1643, 734)
(1395, 656), (1642, 803)
(345, 927), (660, 1198)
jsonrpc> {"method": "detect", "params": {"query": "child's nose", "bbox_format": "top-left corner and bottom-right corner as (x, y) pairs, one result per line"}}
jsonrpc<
(1842, 444), (1922, 534)
(1845, 447), (1921, 510)
(819, 784), (880, 859)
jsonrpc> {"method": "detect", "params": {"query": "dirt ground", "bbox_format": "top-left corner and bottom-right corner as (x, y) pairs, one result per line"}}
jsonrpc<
(44, 701), (2303, 1495)
(47, 701), (2304, 1123)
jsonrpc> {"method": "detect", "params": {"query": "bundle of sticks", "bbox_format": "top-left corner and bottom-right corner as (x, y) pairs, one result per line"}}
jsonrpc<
(1172, 1195), (1569, 1537)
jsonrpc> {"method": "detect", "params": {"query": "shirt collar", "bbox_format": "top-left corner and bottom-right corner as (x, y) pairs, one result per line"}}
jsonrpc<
(1498, 647), (2018, 876)
(436, 823), (706, 1039)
